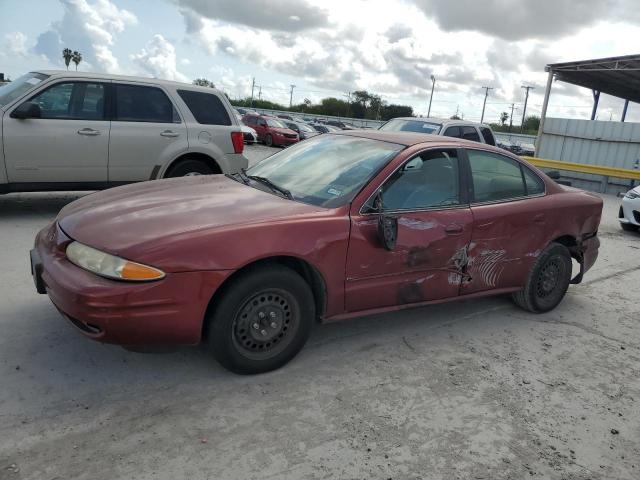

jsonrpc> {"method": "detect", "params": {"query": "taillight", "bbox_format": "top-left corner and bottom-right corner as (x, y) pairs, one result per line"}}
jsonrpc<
(231, 131), (244, 154)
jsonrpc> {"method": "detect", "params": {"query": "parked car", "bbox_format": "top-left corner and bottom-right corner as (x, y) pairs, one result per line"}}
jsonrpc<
(235, 113), (258, 144)
(619, 185), (640, 232)
(283, 121), (320, 140)
(310, 123), (341, 134)
(31, 131), (602, 374)
(0, 71), (247, 194)
(380, 117), (497, 146)
(242, 114), (299, 147)
(325, 120), (356, 130)
(236, 107), (258, 115)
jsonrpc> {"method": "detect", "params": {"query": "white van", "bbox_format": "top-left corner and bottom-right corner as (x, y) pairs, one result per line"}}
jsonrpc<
(0, 71), (248, 193)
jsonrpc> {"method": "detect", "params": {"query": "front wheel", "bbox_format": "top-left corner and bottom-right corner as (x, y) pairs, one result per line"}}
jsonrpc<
(265, 134), (274, 147)
(208, 265), (315, 374)
(512, 242), (572, 313)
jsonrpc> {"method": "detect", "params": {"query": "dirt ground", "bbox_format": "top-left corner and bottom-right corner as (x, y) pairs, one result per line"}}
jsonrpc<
(1, 146), (639, 479)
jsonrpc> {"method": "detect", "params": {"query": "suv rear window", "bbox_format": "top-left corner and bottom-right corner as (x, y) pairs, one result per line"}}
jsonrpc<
(178, 90), (231, 126)
(115, 84), (180, 123)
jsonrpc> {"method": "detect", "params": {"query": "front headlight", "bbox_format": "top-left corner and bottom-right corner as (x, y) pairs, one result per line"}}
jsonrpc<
(624, 190), (640, 199)
(66, 242), (165, 282)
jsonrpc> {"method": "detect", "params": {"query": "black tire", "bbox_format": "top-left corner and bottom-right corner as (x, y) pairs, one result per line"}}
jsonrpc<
(512, 242), (572, 313)
(208, 265), (315, 374)
(265, 134), (274, 147)
(621, 222), (638, 232)
(165, 159), (214, 177)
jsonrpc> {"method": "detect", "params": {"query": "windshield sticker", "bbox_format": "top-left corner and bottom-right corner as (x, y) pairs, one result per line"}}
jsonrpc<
(26, 78), (42, 85)
(327, 187), (342, 196)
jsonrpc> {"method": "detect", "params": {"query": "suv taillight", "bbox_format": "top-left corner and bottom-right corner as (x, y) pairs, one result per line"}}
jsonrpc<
(231, 131), (244, 154)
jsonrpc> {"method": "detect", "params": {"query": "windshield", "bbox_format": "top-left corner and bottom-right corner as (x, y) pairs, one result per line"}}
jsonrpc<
(0, 72), (49, 108)
(266, 118), (286, 128)
(246, 134), (402, 208)
(298, 123), (315, 132)
(380, 119), (442, 134)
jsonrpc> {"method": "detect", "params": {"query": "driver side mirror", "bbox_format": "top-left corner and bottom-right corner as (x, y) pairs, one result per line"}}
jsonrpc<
(374, 190), (398, 251)
(12, 101), (41, 119)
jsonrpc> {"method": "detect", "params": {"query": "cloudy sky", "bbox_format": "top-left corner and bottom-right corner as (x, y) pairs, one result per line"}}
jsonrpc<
(1, 0), (639, 123)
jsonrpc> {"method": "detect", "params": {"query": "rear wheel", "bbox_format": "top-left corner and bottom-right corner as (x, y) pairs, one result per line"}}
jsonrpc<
(208, 265), (315, 374)
(265, 134), (274, 147)
(165, 159), (214, 177)
(621, 222), (638, 232)
(512, 242), (572, 313)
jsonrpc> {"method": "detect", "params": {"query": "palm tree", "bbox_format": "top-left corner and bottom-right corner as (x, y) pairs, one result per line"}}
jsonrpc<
(71, 51), (82, 71)
(500, 111), (509, 126)
(62, 48), (73, 70)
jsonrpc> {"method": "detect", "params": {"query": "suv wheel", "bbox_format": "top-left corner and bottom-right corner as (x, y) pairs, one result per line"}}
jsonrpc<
(165, 159), (215, 177)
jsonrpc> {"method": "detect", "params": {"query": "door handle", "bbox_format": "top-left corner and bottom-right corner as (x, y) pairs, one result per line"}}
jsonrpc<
(77, 128), (100, 136)
(533, 213), (546, 224)
(445, 223), (464, 235)
(160, 130), (180, 138)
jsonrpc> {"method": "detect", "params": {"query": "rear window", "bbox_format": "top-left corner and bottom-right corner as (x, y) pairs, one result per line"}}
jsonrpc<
(115, 84), (180, 123)
(480, 127), (496, 146)
(380, 119), (441, 134)
(177, 90), (231, 126)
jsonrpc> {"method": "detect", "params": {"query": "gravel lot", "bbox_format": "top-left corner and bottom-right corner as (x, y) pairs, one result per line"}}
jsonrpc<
(1, 145), (639, 479)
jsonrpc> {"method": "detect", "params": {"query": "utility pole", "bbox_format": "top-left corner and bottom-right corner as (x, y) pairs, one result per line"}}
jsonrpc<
(509, 103), (516, 132)
(343, 91), (351, 117)
(250, 77), (255, 107)
(427, 75), (436, 117)
(289, 84), (295, 109)
(480, 86), (493, 124)
(520, 85), (534, 132)
(258, 85), (262, 100)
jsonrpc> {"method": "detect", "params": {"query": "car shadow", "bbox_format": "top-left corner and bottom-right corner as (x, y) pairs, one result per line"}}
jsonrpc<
(0, 192), (90, 221)
(5, 293), (514, 419)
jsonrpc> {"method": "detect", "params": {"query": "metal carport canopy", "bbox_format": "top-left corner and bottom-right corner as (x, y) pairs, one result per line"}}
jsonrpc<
(536, 54), (640, 155)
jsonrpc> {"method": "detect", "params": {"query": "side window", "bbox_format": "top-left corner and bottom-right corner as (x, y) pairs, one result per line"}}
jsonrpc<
(29, 82), (105, 120)
(480, 127), (496, 146)
(381, 149), (460, 211)
(177, 90), (231, 126)
(443, 126), (461, 138)
(523, 166), (545, 195)
(115, 84), (180, 123)
(462, 126), (481, 142)
(468, 150), (526, 202)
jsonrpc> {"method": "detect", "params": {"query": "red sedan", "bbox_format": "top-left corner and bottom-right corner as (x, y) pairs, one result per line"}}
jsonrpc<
(241, 114), (299, 147)
(31, 131), (602, 374)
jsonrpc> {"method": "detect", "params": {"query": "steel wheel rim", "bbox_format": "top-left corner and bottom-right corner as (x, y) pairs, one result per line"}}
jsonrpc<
(536, 257), (564, 298)
(232, 288), (299, 360)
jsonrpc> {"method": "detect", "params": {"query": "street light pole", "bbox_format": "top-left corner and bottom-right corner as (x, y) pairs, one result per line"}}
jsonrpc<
(289, 84), (295, 109)
(480, 86), (493, 124)
(427, 75), (436, 117)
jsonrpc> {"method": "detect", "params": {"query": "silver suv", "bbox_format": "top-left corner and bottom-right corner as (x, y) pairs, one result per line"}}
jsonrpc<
(0, 71), (248, 194)
(379, 117), (497, 146)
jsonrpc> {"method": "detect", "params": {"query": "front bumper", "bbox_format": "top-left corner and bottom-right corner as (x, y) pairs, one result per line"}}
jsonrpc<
(619, 196), (640, 226)
(32, 222), (231, 345)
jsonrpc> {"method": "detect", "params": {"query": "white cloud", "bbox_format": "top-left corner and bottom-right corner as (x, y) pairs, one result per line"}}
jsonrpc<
(34, 0), (137, 72)
(131, 34), (188, 82)
(3, 32), (28, 57)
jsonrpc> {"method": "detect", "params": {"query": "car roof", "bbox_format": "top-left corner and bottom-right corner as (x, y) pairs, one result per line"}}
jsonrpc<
(332, 129), (495, 148)
(33, 70), (226, 95)
(389, 116), (490, 128)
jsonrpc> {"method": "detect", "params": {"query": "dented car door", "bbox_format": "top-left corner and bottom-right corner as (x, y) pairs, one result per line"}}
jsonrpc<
(345, 148), (473, 312)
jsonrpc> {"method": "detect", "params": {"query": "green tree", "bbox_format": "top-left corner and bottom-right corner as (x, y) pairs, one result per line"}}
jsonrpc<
(193, 78), (215, 88)
(499, 111), (509, 126)
(522, 115), (540, 132)
(71, 51), (82, 71)
(62, 48), (73, 70)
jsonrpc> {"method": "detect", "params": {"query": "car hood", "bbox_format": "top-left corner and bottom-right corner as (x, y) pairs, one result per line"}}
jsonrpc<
(57, 176), (324, 260)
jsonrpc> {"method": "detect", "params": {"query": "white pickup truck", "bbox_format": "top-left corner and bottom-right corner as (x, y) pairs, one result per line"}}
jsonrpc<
(0, 71), (248, 194)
